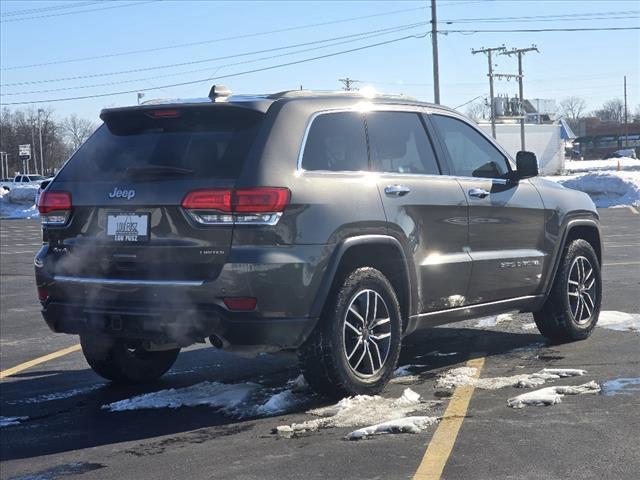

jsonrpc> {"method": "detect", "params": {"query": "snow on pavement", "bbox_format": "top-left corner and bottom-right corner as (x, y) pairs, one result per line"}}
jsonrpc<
(345, 416), (439, 440)
(436, 367), (586, 390)
(474, 313), (514, 328)
(103, 375), (313, 418)
(507, 381), (601, 408)
(597, 311), (640, 332)
(276, 388), (440, 438)
(0, 416), (28, 428)
(564, 157), (640, 173)
(7, 384), (105, 405)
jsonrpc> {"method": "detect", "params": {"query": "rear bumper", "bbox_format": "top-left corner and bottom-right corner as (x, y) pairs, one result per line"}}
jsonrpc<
(41, 301), (318, 349)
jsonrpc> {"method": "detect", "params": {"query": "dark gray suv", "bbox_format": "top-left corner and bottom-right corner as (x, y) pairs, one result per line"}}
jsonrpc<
(35, 87), (602, 396)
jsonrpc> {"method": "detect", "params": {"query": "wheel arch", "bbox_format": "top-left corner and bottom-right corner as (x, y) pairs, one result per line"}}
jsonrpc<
(310, 235), (415, 332)
(541, 218), (602, 301)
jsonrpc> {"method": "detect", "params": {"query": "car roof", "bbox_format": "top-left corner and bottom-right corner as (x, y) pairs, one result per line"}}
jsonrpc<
(100, 89), (457, 118)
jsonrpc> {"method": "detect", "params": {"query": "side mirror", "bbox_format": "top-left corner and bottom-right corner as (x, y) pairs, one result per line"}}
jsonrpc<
(515, 151), (538, 179)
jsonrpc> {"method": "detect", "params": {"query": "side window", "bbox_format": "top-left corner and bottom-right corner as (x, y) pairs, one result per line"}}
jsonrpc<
(367, 112), (440, 175)
(301, 112), (368, 171)
(431, 114), (509, 179)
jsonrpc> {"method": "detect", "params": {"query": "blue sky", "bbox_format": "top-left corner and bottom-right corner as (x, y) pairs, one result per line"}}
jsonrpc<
(1, 0), (638, 121)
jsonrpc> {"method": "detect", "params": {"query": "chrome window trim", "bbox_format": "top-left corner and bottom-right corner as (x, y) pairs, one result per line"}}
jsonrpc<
(296, 105), (432, 174)
(53, 276), (204, 287)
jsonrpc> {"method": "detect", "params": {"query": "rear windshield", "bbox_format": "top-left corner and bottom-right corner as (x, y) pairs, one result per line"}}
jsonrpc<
(56, 107), (263, 181)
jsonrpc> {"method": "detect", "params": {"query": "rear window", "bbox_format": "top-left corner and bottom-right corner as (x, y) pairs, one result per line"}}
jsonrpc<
(56, 107), (263, 181)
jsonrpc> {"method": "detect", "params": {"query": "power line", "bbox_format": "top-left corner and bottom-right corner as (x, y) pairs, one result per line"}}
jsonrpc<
(2, 24), (426, 96)
(2, 22), (425, 87)
(0, 1), (158, 23)
(0, 33), (427, 106)
(440, 10), (639, 23)
(0, 1), (105, 17)
(1, 6), (426, 70)
(441, 26), (640, 33)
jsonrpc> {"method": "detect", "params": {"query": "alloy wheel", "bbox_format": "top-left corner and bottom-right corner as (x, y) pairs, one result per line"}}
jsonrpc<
(567, 255), (597, 324)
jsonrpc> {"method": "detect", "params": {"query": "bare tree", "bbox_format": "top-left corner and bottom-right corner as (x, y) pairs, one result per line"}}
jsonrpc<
(465, 99), (489, 123)
(592, 98), (625, 123)
(559, 96), (586, 122)
(61, 113), (97, 151)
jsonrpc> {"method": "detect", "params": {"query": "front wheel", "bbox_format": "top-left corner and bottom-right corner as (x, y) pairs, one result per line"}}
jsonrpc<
(299, 267), (402, 398)
(534, 239), (602, 342)
(80, 334), (180, 383)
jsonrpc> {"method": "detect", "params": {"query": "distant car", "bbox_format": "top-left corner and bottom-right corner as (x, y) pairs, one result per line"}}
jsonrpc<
(35, 87), (603, 397)
(0, 174), (48, 192)
(604, 149), (637, 159)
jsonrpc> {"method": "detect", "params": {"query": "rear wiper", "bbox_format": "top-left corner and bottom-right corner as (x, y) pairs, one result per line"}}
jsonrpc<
(125, 166), (194, 178)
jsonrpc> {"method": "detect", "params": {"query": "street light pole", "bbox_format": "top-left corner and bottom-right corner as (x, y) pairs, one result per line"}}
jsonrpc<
(431, 0), (440, 104)
(38, 109), (45, 176)
(0, 152), (5, 180)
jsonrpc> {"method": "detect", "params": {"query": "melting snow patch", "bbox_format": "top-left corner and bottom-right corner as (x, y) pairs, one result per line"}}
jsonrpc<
(475, 313), (513, 328)
(103, 377), (312, 418)
(276, 388), (439, 438)
(507, 381), (600, 408)
(0, 416), (28, 428)
(601, 378), (640, 396)
(423, 351), (458, 357)
(393, 364), (428, 377)
(598, 311), (640, 332)
(8, 384), (104, 405)
(346, 416), (439, 440)
(103, 381), (259, 414)
(436, 367), (586, 390)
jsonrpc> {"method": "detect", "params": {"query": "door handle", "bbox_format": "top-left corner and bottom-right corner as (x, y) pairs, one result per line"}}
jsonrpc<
(468, 188), (490, 199)
(384, 185), (411, 197)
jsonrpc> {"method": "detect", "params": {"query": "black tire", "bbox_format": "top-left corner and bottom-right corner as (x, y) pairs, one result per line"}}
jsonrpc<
(80, 334), (180, 383)
(534, 239), (602, 342)
(299, 267), (402, 398)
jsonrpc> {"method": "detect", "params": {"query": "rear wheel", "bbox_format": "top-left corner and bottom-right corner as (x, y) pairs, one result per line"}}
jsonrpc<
(299, 267), (402, 398)
(534, 239), (601, 342)
(80, 334), (179, 383)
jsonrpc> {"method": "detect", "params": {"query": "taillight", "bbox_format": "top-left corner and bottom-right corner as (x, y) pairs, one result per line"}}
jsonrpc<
(223, 297), (257, 311)
(181, 187), (290, 225)
(38, 191), (72, 225)
(37, 286), (49, 302)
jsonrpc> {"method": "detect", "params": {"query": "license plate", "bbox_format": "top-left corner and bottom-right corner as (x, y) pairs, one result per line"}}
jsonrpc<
(106, 213), (149, 242)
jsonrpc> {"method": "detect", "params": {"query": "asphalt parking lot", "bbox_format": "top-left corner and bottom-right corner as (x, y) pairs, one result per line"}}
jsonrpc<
(1, 209), (639, 480)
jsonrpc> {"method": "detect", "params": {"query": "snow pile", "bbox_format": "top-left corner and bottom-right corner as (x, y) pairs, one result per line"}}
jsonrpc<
(436, 367), (586, 390)
(597, 311), (640, 332)
(507, 381), (600, 408)
(103, 376), (312, 417)
(346, 416), (439, 440)
(545, 171), (640, 207)
(0, 185), (39, 219)
(565, 157), (640, 173)
(0, 416), (28, 428)
(276, 388), (439, 438)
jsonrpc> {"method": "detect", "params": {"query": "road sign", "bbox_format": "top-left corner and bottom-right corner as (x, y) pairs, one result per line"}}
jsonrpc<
(19, 144), (31, 160)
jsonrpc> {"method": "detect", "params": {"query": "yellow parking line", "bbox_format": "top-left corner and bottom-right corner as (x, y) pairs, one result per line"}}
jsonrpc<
(629, 206), (639, 214)
(413, 356), (486, 480)
(0, 344), (81, 380)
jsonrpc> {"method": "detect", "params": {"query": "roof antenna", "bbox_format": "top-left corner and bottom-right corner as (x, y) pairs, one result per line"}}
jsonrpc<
(208, 85), (232, 102)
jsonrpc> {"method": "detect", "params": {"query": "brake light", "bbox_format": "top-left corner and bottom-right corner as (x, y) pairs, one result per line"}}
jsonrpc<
(37, 286), (49, 302)
(181, 187), (290, 225)
(38, 191), (72, 225)
(150, 109), (182, 118)
(38, 191), (72, 214)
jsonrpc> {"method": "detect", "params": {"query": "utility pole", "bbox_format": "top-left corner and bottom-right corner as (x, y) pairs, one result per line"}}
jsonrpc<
(38, 108), (45, 176)
(431, 0), (440, 104)
(501, 45), (538, 151)
(624, 75), (628, 148)
(30, 121), (37, 174)
(0, 152), (5, 180)
(338, 77), (359, 91)
(472, 46), (506, 139)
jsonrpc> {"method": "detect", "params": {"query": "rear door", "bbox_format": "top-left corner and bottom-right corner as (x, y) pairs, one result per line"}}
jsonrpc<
(429, 113), (546, 304)
(368, 110), (471, 312)
(48, 106), (264, 282)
